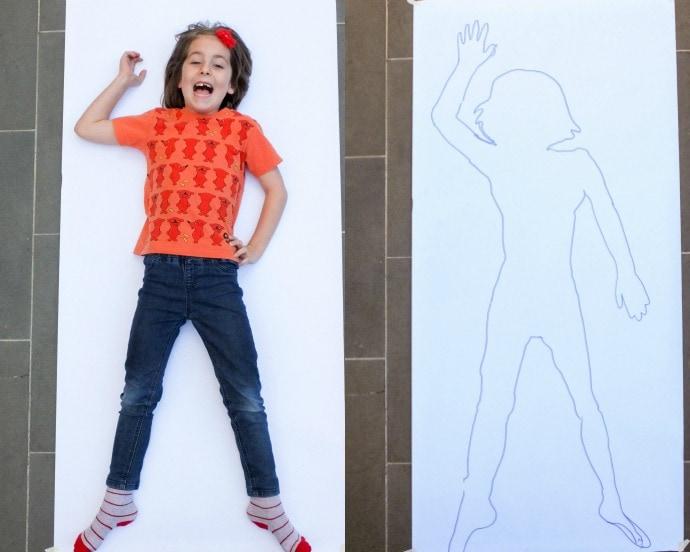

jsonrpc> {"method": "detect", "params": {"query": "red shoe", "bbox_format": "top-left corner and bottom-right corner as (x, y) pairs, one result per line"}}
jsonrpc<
(295, 536), (312, 552)
(73, 534), (90, 552)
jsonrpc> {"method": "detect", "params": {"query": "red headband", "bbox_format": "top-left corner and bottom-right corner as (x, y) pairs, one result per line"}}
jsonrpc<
(215, 28), (237, 49)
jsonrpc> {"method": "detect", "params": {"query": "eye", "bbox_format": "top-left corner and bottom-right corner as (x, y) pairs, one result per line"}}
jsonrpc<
(214, 64), (224, 69)
(190, 61), (200, 65)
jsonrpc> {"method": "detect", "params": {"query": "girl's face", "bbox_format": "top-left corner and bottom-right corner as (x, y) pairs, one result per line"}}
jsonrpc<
(178, 35), (234, 115)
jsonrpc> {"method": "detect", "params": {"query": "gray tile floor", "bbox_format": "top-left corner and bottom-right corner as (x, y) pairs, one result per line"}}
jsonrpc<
(1, 1), (687, 551)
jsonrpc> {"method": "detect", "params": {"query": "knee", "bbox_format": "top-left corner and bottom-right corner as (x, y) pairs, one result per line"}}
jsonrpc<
(234, 395), (266, 414)
(119, 385), (162, 416)
(478, 379), (516, 415)
(573, 396), (604, 422)
(227, 391), (267, 418)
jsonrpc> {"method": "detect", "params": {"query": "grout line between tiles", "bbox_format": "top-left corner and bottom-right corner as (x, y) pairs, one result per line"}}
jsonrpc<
(26, 4), (41, 549)
(388, 57), (413, 61)
(384, 2), (390, 550)
(39, 29), (65, 33)
(388, 256), (412, 260)
(344, 154), (386, 159)
(345, 356), (386, 361)
(29, 451), (55, 455)
(35, 233), (59, 236)
(0, 129), (35, 133)
(0, 338), (31, 342)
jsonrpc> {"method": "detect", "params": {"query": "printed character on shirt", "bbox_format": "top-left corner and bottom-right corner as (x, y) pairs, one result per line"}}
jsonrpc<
(111, 107), (282, 260)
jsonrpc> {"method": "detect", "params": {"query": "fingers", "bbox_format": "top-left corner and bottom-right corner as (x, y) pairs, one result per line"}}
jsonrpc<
(123, 51), (143, 63)
(120, 51), (144, 81)
(228, 234), (243, 248)
(478, 22), (488, 42)
(228, 235), (248, 263)
(458, 21), (492, 48)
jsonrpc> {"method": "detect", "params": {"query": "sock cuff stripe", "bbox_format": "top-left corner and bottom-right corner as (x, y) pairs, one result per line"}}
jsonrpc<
(100, 507), (138, 518)
(249, 512), (286, 522)
(272, 519), (290, 534)
(83, 532), (97, 551)
(280, 528), (296, 546)
(249, 500), (282, 510)
(106, 489), (132, 496)
(104, 499), (134, 507)
(89, 525), (105, 541)
(95, 516), (113, 530)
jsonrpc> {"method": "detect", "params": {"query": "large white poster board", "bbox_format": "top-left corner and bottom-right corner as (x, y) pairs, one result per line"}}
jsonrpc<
(56, 1), (343, 550)
(412, 1), (682, 551)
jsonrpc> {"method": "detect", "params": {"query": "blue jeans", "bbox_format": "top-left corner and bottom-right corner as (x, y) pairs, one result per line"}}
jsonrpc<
(106, 254), (280, 497)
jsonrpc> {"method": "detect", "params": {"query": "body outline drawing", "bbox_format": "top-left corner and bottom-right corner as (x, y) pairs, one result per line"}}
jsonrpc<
(430, 21), (651, 552)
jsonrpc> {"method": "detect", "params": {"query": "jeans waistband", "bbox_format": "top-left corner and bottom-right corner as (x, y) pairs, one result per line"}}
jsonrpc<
(144, 253), (239, 267)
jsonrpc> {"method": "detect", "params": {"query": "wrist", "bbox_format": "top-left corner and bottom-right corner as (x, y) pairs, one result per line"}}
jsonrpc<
(247, 242), (264, 261)
(113, 72), (133, 88)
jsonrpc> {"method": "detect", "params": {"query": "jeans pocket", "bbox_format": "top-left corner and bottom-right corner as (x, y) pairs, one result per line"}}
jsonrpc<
(215, 259), (239, 272)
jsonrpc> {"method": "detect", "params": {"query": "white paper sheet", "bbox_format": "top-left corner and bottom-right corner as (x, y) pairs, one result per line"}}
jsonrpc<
(56, 2), (344, 550)
(412, 1), (682, 551)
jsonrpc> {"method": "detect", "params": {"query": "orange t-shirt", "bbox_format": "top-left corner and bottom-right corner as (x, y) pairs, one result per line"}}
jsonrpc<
(112, 106), (282, 259)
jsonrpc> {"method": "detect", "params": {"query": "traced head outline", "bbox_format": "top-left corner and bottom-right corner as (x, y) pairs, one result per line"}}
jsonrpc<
(474, 69), (581, 149)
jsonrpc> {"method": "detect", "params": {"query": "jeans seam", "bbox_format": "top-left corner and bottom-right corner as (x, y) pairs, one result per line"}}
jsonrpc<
(231, 411), (257, 492)
(122, 323), (180, 485)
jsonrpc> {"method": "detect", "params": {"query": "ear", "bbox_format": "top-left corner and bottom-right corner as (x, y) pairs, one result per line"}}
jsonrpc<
(227, 83), (235, 95)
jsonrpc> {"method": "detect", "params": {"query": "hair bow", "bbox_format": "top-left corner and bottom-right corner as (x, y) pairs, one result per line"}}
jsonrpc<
(215, 28), (237, 49)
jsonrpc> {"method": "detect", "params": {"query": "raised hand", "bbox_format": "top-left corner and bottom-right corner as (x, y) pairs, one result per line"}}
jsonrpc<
(456, 20), (497, 68)
(118, 51), (147, 87)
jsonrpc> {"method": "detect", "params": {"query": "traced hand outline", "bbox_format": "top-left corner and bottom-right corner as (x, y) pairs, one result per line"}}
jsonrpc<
(615, 271), (650, 321)
(457, 21), (497, 68)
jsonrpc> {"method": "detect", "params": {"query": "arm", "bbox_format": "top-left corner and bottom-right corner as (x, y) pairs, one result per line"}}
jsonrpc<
(74, 51), (147, 144)
(230, 168), (287, 265)
(582, 150), (649, 320)
(431, 21), (497, 169)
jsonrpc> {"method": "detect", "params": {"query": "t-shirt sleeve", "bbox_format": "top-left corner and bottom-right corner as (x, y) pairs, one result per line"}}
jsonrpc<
(244, 121), (282, 177)
(112, 110), (155, 151)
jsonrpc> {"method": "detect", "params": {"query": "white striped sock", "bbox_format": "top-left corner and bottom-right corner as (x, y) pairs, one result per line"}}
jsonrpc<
(75, 488), (138, 551)
(246, 496), (311, 552)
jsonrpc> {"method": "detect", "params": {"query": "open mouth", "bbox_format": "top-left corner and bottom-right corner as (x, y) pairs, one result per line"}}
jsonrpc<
(193, 82), (214, 96)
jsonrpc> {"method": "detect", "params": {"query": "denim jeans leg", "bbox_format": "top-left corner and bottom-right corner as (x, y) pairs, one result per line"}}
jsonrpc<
(190, 262), (280, 497)
(106, 256), (187, 490)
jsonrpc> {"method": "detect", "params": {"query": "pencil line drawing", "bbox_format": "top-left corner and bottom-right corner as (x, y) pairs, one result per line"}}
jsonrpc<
(430, 21), (651, 552)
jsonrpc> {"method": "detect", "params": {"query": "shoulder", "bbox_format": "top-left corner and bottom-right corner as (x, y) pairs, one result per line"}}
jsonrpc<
(550, 146), (598, 169)
(221, 108), (263, 129)
(116, 107), (180, 127)
(551, 147), (605, 188)
(112, 107), (159, 120)
(145, 107), (174, 118)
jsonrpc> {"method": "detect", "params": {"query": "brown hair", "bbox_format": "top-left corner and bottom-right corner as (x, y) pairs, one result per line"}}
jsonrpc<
(162, 22), (252, 110)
